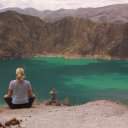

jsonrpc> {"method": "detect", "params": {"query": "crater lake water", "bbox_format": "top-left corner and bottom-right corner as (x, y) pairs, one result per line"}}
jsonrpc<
(0, 57), (128, 105)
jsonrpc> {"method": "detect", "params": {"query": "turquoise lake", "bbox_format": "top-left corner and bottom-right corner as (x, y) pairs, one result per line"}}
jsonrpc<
(0, 57), (128, 105)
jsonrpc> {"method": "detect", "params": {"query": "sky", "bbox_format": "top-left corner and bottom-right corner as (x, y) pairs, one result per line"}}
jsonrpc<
(0, 0), (128, 10)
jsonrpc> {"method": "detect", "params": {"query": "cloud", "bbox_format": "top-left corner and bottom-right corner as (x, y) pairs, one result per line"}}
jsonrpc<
(0, 0), (31, 8)
(0, 0), (128, 10)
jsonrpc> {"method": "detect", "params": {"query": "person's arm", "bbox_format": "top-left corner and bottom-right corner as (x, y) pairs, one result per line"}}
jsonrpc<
(4, 89), (13, 98)
(28, 89), (34, 97)
(27, 81), (35, 97)
(4, 81), (13, 98)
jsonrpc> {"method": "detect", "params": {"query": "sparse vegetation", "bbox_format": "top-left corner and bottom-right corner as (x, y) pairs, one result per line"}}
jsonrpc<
(0, 11), (128, 59)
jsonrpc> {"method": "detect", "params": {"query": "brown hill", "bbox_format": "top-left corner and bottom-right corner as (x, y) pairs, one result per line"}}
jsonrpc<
(0, 11), (128, 59)
(0, 4), (128, 23)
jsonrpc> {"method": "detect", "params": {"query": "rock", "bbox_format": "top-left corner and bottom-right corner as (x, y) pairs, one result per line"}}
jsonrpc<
(0, 123), (2, 127)
(5, 121), (10, 126)
(0, 11), (127, 59)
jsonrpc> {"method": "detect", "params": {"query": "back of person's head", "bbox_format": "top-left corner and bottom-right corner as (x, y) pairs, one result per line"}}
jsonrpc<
(16, 68), (25, 80)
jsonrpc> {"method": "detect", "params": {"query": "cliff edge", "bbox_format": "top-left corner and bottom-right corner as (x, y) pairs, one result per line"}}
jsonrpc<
(0, 100), (128, 128)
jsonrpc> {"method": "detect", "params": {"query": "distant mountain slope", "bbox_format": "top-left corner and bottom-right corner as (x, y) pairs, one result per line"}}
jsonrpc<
(0, 11), (128, 58)
(0, 4), (128, 23)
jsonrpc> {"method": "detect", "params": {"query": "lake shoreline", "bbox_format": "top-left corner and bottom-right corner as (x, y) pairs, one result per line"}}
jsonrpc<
(0, 53), (128, 60)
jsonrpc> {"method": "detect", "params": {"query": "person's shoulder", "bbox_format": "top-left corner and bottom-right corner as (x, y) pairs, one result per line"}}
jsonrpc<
(24, 80), (30, 82)
(23, 80), (31, 87)
(24, 80), (31, 84)
(9, 80), (17, 87)
(10, 80), (17, 83)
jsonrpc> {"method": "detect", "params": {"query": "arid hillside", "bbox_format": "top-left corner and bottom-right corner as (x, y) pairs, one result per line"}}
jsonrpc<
(1, 4), (128, 23)
(0, 11), (128, 58)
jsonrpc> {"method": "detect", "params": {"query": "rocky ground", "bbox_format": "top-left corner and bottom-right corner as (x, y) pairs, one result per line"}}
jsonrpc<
(0, 100), (128, 128)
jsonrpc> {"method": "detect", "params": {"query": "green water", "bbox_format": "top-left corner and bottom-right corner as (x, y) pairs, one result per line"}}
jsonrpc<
(0, 57), (128, 104)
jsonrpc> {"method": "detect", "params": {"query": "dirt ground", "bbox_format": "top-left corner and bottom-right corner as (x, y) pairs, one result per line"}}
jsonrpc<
(0, 100), (128, 128)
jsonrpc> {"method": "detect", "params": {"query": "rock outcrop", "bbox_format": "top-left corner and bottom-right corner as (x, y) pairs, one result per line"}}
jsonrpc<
(0, 11), (128, 59)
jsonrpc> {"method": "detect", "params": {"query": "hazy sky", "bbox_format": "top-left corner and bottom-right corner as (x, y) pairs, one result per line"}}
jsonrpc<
(0, 0), (128, 10)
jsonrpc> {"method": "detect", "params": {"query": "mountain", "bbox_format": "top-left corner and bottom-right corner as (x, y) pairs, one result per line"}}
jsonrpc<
(0, 11), (128, 59)
(0, 4), (128, 23)
(0, 7), (53, 20)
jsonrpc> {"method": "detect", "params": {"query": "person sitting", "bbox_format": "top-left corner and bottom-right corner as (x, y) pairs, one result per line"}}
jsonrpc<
(4, 67), (35, 109)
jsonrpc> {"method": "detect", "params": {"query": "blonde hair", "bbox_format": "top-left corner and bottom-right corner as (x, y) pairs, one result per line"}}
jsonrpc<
(16, 68), (25, 80)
